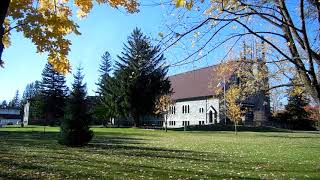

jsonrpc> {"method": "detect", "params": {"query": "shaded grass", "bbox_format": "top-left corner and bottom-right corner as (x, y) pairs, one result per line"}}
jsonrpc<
(0, 126), (319, 179)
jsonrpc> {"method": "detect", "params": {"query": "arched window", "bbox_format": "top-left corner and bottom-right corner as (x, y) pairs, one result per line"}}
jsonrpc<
(187, 105), (190, 113)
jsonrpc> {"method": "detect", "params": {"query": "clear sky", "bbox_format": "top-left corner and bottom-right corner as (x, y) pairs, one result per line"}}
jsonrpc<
(0, 3), (167, 101)
(0, 2), (236, 102)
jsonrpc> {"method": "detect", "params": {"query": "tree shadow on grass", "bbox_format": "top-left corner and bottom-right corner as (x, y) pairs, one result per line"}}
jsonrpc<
(0, 130), (318, 179)
(172, 124), (294, 133)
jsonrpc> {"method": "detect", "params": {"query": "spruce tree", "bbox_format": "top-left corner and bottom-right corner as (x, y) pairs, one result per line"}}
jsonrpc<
(96, 51), (112, 96)
(8, 90), (20, 108)
(115, 28), (171, 127)
(40, 63), (68, 125)
(59, 66), (93, 147)
(285, 87), (313, 130)
(95, 51), (113, 125)
(0, 100), (7, 108)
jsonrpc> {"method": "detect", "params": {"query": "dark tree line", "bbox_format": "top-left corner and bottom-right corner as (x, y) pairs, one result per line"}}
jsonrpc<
(15, 28), (170, 146)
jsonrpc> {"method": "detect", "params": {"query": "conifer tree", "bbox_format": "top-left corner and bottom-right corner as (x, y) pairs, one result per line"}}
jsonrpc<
(96, 51), (112, 95)
(115, 28), (171, 127)
(59, 66), (93, 147)
(21, 81), (43, 123)
(285, 87), (313, 130)
(0, 100), (7, 108)
(8, 90), (20, 108)
(40, 63), (68, 125)
(95, 51), (113, 125)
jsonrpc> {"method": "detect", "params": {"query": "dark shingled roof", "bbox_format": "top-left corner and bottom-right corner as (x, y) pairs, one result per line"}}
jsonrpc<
(169, 62), (237, 100)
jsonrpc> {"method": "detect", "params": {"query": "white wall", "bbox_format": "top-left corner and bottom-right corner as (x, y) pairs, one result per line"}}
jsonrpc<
(165, 97), (220, 128)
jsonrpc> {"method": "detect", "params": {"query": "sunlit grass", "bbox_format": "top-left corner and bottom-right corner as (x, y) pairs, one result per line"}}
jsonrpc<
(0, 126), (319, 179)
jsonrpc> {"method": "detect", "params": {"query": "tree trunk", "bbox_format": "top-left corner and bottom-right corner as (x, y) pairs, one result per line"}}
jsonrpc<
(234, 121), (237, 135)
(133, 113), (140, 127)
(165, 114), (167, 132)
(0, 0), (10, 63)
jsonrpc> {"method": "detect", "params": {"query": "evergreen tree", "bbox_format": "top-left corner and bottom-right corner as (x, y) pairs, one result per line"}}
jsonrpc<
(8, 90), (20, 108)
(59, 66), (93, 147)
(0, 100), (7, 108)
(99, 76), (128, 126)
(95, 51), (113, 125)
(40, 63), (68, 125)
(285, 87), (313, 130)
(96, 51), (112, 93)
(21, 81), (43, 123)
(99, 52), (112, 78)
(115, 28), (171, 127)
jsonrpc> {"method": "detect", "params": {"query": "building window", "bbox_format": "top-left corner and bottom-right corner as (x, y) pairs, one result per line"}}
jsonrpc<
(170, 106), (176, 114)
(183, 121), (190, 126)
(199, 108), (204, 113)
(182, 105), (190, 114)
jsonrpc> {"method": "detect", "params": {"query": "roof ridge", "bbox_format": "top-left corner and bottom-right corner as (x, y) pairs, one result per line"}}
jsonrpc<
(169, 63), (219, 77)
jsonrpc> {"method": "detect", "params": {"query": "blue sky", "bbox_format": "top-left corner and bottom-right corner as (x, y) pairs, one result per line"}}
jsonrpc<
(0, 3), (230, 102)
(0, 4), (170, 101)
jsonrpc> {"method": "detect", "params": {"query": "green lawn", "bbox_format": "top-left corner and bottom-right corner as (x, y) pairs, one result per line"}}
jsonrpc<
(0, 126), (319, 179)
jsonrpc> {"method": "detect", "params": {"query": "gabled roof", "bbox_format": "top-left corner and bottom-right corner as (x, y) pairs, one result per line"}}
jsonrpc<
(169, 62), (238, 100)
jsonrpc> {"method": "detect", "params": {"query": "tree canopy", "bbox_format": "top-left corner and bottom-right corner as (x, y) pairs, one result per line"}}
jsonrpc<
(167, 0), (320, 103)
(113, 28), (171, 127)
(0, 0), (139, 73)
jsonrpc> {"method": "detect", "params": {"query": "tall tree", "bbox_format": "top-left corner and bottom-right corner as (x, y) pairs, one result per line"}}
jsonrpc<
(1, 0), (139, 73)
(115, 28), (171, 127)
(40, 63), (68, 125)
(95, 51), (113, 125)
(96, 51), (112, 95)
(59, 66), (93, 147)
(8, 90), (20, 108)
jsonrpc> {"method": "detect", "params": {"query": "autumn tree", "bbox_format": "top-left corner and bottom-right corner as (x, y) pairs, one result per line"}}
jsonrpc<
(0, 0), (139, 73)
(164, 0), (320, 103)
(154, 95), (173, 132)
(225, 86), (242, 134)
(115, 28), (171, 127)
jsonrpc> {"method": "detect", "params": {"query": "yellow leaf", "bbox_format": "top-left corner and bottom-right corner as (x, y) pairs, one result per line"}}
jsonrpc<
(186, 0), (193, 10)
(175, 0), (186, 8)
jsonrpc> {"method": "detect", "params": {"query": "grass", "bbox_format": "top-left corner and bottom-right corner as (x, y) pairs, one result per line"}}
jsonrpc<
(0, 126), (319, 179)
